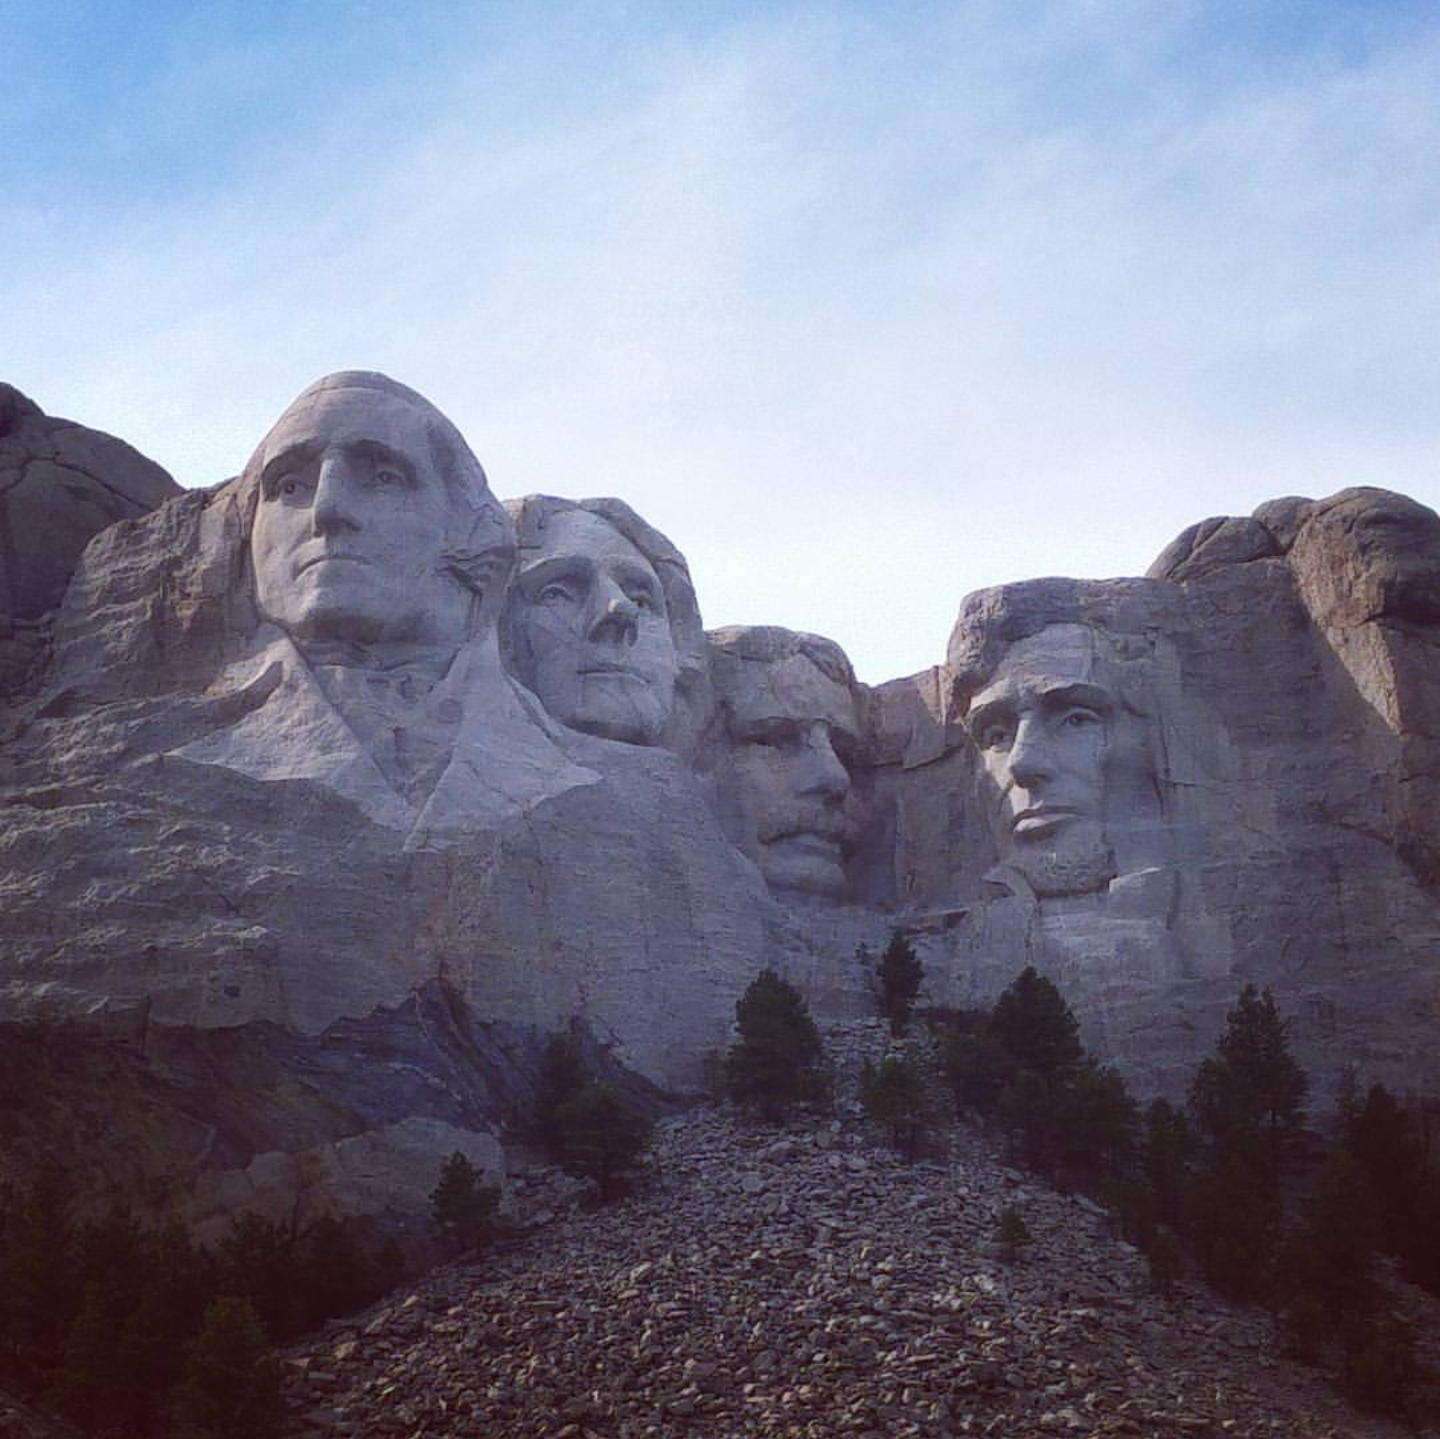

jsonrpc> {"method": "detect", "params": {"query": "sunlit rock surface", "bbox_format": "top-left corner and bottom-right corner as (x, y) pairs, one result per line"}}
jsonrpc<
(3, 372), (1438, 1230)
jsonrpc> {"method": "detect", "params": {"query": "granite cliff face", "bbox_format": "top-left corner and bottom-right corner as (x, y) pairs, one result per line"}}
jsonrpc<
(0, 383), (179, 694)
(3, 372), (1437, 1233)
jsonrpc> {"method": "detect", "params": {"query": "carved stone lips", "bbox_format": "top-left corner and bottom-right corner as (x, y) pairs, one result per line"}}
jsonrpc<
(579, 660), (645, 678)
(1012, 805), (1079, 838)
(296, 552), (371, 576)
(770, 832), (843, 860)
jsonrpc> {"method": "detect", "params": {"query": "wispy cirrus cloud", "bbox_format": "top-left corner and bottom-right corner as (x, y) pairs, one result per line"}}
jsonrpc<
(6, 1), (1440, 679)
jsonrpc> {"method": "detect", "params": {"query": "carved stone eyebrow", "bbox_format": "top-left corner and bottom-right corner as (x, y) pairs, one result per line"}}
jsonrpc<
(1033, 680), (1113, 714)
(259, 442), (318, 495)
(344, 438), (417, 481)
(964, 694), (1014, 739)
(609, 558), (665, 607)
(519, 554), (596, 594)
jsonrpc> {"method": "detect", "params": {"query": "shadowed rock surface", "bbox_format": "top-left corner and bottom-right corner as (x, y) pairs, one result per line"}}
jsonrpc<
(0, 383), (179, 693)
(3, 375), (1439, 1243)
(278, 1022), (1440, 1438)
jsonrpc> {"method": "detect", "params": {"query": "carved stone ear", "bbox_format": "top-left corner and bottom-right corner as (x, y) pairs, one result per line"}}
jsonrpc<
(442, 506), (517, 633)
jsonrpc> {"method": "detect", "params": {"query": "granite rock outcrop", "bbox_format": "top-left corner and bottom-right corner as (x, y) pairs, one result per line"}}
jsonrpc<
(3, 371), (1439, 1234)
(0, 382), (179, 693)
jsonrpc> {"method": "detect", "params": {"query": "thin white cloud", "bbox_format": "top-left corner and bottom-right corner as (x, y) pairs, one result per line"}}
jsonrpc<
(7, 2), (1440, 681)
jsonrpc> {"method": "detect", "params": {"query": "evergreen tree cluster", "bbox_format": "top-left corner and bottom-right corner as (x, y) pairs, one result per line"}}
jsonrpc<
(0, 1169), (403, 1436)
(942, 966), (1136, 1184)
(429, 1151), (503, 1256)
(944, 969), (1438, 1417)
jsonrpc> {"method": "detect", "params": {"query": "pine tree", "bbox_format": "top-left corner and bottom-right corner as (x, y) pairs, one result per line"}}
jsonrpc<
(535, 1029), (588, 1157)
(0, 1162), (77, 1378)
(990, 967), (1083, 1077)
(1142, 1098), (1193, 1237)
(859, 1056), (931, 1159)
(171, 1295), (286, 1439)
(1187, 984), (1309, 1299)
(1280, 1150), (1381, 1323)
(555, 1082), (653, 1201)
(726, 969), (828, 1121)
(1190, 984), (1307, 1192)
(876, 931), (923, 1033)
(947, 969), (1133, 1181)
(49, 1283), (124, 1432)
(217, 1211), (302, 1340)
(1343, 1081), (1423, 1257)
(429, 1152), (502, 1255)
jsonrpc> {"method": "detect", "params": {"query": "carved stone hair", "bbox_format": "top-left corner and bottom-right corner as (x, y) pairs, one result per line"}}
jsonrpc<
(946, 577), (1181, 720)
(706, 624), (857, 694)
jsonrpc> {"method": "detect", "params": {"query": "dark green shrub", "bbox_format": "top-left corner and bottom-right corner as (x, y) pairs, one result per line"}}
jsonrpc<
(1146, 1230), (1184, 1298)
(535, 1030), (587, 1157)
(430, 1152), (502, 1255)
(997, 1205), (1032, 1262)
(859, 1056), (931, 1159)
(1343, 1317), (1418, 1416)
(876, 931), (923, 1033)
(556, 1082), (654, 1201)
(172, 1295), (286, 1439)
(726, 969), (828, 1121)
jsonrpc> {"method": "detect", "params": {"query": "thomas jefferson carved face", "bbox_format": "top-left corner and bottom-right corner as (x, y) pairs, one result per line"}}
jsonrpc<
(714, 639), (859, 899)
(251, 387), (474, 652)
(965, 623), (1124, 897)
(510, 508), (679, 744)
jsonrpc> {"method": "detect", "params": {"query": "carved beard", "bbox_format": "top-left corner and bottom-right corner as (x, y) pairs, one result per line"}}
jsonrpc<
(1013, 820), (1115, 899)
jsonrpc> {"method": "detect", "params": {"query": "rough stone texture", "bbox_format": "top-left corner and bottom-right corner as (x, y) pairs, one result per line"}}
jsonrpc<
(0, 382), (178, 693)
(278, 1024), (1440, 1438)
(3, 372), (1440, 1236)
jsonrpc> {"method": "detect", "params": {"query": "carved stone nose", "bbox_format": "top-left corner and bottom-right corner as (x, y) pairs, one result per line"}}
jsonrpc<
(588, 588), (639, 645)
(311, 455), (360, 534)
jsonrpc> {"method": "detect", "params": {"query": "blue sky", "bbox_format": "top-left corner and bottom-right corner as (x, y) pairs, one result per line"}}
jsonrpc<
(6, 1), (1440, 681)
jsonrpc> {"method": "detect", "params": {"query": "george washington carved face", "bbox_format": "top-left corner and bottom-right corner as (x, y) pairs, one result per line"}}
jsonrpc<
(249, 375), (502, 656)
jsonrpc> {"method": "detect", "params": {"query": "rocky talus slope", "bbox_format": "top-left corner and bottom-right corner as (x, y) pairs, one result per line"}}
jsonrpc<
(282, 1023), (1438, 1439)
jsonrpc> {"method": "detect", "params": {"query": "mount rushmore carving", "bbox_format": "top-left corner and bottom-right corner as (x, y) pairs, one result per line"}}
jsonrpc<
(2, 371), (1438, 1226)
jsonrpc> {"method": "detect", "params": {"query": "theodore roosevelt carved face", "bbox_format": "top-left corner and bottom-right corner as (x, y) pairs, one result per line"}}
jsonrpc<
(709, 627), (860, 899)
(506, 506), (680, 745)
(249, 375), (499, 655)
